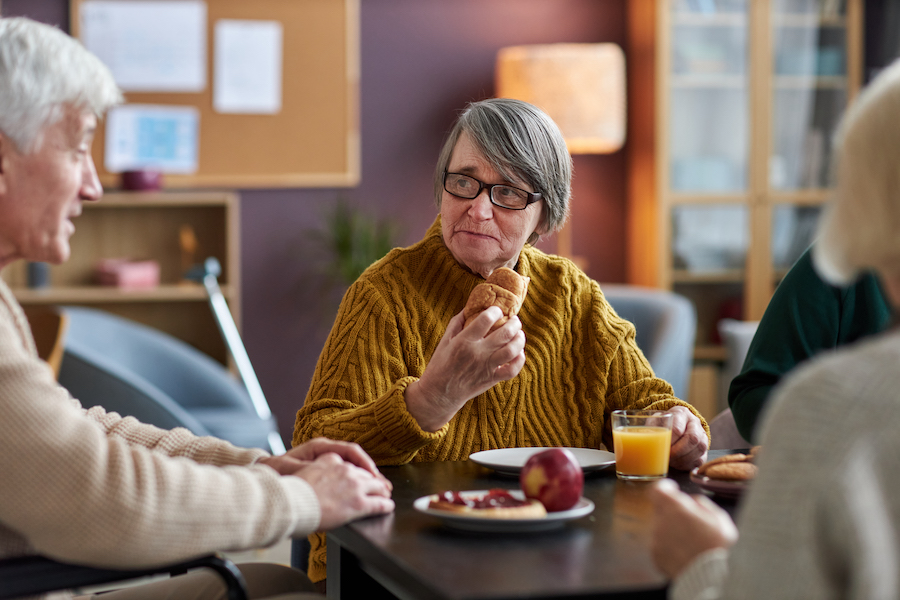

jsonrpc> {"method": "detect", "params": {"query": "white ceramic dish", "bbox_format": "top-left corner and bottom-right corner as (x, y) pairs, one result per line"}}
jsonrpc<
(469, 447), (616, 475)
(414, 490), (595, 533)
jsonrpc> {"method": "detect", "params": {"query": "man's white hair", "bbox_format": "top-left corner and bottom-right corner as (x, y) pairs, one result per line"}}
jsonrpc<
(0, 17), (121, 153)
(814, 58), (900, 285)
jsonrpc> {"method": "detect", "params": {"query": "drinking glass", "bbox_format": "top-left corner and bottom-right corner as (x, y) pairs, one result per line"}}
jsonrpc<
(611, 410), (674, 481)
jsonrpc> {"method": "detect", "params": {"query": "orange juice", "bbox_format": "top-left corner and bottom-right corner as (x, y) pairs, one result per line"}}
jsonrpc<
(613, 426), (672, 479)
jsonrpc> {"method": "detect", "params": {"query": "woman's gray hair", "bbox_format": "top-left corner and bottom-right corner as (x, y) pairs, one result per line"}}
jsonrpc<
(813, 58), (900, 285)
(433, 98), (573, 245)
(0, 17), (121, 153)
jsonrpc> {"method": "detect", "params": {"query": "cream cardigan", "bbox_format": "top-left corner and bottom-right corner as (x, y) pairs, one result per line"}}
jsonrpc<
(0, 279), (320, 594)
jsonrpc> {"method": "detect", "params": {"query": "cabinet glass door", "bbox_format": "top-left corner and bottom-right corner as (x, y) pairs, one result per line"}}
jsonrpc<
(771, 203), (821, 272)
(770, 0), (850, 190)
(669, 0), (749, 193)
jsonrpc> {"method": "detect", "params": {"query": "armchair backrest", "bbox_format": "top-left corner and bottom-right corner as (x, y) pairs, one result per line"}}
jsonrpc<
(601, 285), (697, 401)
(58, 306), (281, 451)
(23, 306), (69, 380)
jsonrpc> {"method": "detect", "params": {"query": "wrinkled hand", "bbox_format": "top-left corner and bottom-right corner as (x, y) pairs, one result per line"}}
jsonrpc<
(405, 307), (526, 431)
(259, 438), (387, 484)
(667, 406), (708, 470)
(649, 479), (738, 578)
(292, 452), (395, 530)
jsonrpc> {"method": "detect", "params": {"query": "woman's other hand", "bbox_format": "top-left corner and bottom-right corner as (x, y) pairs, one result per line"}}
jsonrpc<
(649, 478), (738, 578)
(667, 405), (709, 470)
(405, 307), (526, 431)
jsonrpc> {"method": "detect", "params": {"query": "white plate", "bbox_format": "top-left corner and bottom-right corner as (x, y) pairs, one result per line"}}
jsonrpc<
(469, 447), (616, 475)
(414, 490), (595, 533)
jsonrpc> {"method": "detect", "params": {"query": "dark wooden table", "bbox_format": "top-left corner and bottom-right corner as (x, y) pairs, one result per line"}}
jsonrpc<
(327, 450), (743, 600)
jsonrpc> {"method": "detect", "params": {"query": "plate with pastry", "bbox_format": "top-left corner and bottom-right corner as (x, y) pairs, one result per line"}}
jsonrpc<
(414, 489), (595, 533)
(469, 447), (616, 475)
(690, 448), (761, 499)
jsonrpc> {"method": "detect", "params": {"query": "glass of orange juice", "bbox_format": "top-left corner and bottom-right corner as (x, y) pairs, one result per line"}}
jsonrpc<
(611, 410), (674, 481)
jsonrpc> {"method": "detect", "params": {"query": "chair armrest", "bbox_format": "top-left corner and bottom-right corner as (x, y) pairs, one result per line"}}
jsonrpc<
(0, 554), (247, 600)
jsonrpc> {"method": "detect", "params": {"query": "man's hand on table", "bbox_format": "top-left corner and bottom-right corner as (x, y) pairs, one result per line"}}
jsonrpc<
(260, 437), (387, 479)
(649, 479), (738, 578)
(667, 406), (709, 470)
(259, 437), (395, 529)
(292, 452), (395, 529)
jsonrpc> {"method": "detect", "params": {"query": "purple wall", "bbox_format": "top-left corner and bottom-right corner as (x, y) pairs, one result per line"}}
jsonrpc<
(3, 0), (628, 445)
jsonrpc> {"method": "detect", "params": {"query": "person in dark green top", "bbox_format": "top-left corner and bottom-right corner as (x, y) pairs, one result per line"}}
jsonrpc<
(728, 245), (891, 442)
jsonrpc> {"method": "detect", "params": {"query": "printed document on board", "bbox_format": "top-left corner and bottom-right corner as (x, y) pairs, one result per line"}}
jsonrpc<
(79, 0), (206, 92)
(213, 19), (283, 114)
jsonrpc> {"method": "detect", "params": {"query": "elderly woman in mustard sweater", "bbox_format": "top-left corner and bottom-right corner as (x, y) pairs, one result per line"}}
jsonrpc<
(294, 97), (709, 582)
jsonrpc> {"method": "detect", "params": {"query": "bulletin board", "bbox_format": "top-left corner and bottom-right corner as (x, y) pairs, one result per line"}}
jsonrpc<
(71, 0), (360, 189)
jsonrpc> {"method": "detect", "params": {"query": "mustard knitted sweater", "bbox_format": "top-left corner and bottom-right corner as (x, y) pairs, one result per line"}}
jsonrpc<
(0, 280), (320, 597)
(294, 217), (707, 581)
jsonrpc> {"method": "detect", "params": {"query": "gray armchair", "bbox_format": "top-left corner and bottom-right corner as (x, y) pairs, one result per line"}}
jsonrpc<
(58, 306), (282, 453)
(601, 284), (697, 401)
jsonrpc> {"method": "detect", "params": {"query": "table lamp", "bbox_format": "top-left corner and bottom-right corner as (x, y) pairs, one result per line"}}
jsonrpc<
(495, 43), (626, 262)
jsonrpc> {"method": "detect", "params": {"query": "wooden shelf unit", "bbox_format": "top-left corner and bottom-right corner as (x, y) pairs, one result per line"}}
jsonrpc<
(626, 0), (863, 415)
(1, 191), (240, 365)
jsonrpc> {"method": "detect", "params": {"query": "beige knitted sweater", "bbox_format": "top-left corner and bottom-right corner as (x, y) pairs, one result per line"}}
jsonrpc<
(0, 280), (320, 592)
(294, 216), (708, 581)
(672, 328), (900, 599)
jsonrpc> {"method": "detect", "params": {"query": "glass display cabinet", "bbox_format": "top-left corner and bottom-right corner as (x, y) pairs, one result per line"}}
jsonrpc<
(627, 0), (862, 413)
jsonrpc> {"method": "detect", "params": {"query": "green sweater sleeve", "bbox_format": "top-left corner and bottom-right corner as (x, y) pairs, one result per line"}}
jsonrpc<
(728, 247), (891, 441)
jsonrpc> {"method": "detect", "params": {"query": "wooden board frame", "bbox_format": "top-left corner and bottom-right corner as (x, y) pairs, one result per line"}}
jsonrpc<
(71, 0), (360, 189)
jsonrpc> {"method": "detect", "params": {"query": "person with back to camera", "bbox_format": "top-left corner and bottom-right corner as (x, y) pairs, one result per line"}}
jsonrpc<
(293, 96), (710, 585)
(727, 244), (890, 442)
(649, 57), (900, 599)
(0, 16), (393, 600)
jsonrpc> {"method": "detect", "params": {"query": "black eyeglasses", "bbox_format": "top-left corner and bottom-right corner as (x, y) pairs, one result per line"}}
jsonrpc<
(443, 171), (541, 211)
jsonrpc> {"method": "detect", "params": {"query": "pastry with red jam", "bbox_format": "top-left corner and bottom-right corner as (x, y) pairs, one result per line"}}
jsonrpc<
(427, 488), (547, 519)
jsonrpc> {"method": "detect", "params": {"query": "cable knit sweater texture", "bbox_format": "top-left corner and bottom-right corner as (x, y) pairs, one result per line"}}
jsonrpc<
(0, 280), (320, 599)
(293, 216), (707, 582)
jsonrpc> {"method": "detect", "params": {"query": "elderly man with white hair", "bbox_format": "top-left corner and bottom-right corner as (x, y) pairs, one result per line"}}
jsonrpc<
(649, 57), (900, 600)
(0, 16), (393, 600)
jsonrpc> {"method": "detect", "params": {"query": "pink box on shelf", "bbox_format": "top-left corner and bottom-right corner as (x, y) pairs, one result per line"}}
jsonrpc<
(94, 259), (161, 290)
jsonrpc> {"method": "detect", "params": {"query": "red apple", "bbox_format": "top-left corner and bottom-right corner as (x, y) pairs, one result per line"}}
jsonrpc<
(519, 448), (584, 512)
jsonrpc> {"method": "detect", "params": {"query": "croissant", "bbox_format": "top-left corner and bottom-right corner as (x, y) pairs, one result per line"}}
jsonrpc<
(462, 267), (530, 333)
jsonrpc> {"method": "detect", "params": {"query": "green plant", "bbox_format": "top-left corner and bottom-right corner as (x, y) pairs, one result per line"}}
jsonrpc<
(321, 198), (397, 285)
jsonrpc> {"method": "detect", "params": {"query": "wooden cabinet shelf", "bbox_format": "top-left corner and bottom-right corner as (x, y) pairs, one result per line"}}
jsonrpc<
(1, 191), (240, 364)
(694, 345), (728, 362)
(672, 269), (744, 284)
(12, 284), (236, 304)
(775, 75), (849, 88)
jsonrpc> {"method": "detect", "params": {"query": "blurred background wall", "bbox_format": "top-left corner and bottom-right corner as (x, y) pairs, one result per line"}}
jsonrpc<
(0, 0), (631, 445)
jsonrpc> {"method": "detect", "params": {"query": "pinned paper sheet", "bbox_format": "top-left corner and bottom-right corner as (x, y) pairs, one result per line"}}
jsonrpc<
(105, 105), (199, 173)
(79, 0), (206, 92)
(214, 19), (283, 114)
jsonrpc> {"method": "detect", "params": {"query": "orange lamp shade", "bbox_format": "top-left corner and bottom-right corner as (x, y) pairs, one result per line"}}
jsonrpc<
(496, 43), (626, 154)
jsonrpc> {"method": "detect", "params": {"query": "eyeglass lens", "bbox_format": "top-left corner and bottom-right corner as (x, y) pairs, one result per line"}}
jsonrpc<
(444, 173), (532, 210)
